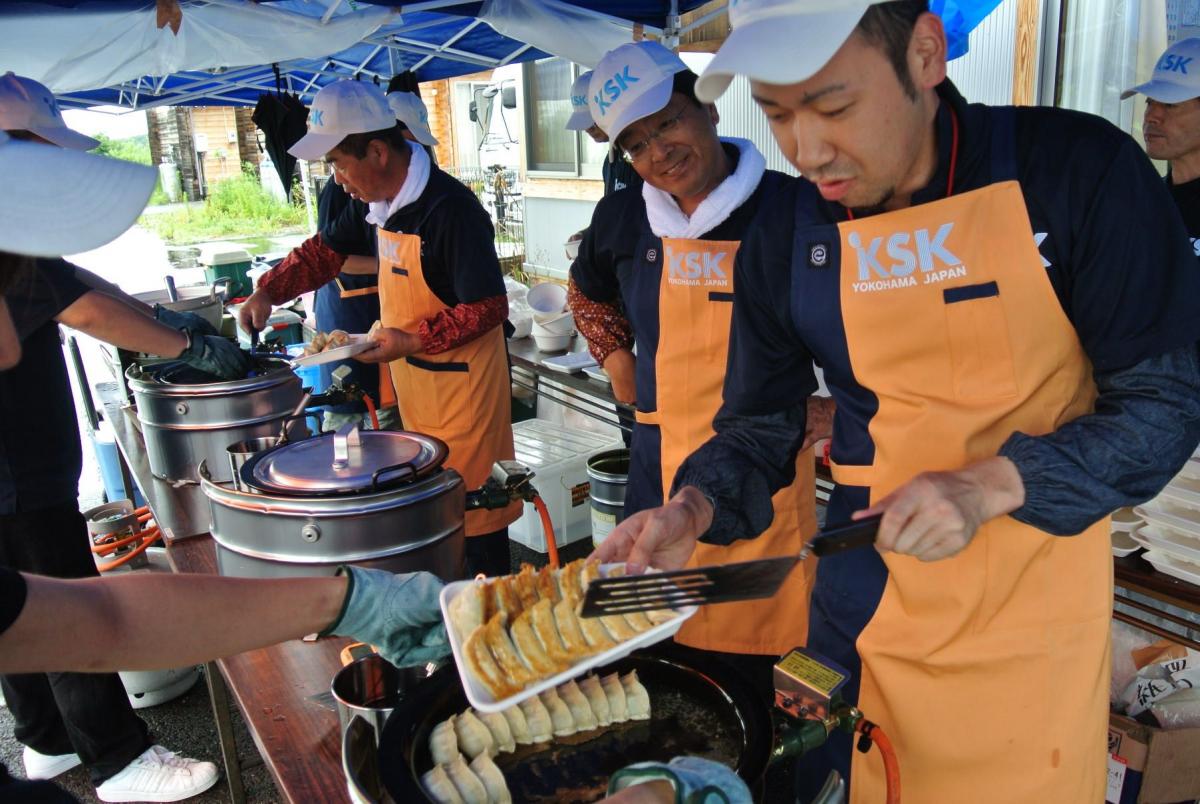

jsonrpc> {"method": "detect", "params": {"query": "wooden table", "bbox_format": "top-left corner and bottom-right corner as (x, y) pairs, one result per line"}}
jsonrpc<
(102, 395), (355, 804)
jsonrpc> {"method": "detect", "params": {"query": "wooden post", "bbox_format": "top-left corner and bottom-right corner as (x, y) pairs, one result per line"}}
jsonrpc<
(1011, 0), (1042, 106)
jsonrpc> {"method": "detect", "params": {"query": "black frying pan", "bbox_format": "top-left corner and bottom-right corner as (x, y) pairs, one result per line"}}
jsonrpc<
(368, 643), (774, 803)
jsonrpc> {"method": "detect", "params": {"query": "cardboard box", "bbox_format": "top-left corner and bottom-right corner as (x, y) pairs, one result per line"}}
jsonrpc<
(1108, 713), (1200, 803)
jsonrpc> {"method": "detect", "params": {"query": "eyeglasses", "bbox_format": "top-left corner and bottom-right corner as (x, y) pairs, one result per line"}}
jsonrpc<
(620, 101), (689, 163)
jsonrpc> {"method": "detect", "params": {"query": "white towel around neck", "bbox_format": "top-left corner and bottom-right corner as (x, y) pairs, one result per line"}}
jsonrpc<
(366, 140), (431, 227)
(642, 137), (766, 240)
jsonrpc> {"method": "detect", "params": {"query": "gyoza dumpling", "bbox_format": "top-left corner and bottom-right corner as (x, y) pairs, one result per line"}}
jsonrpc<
(445, 754), (488, 804)
(519, 695), (553, 743)
(601, 672), (628, 723)
(622, 609), (656, 632)
(422, 764), (464, 804)
(539, 688), (576, 737)
(607, 565), (675, 625)
(575, 607), (617, 651)
(511, 608), (564, 676)
(476, 708), (515, 754)
(483, 612), (535, 687)
(579, 674), (612, 726)
(469, 753), (513, 804)
(529, 599), (571, 666)
(513, 564), (541, 611)
(490, 576), (525, 619)
(558, 680), (598, 732)
(454, 709), (494, 759)
(552, 599), (593, 657)
(429, 716), (459, 765)
(535, 565), (560, 603)
(501, 703), (533, 746)
(464, 627), (515, 700)
(449, 582), (486, 643)
(325, 329), (350, 349)
(307, 331), (329, 354)
(558, 559), (586, 604)
(621, 670), (651, 721)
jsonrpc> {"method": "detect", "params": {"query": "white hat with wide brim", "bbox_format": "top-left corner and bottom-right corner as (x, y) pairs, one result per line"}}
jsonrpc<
(0, 133), (155, 257)
(695, 0), (879, 103)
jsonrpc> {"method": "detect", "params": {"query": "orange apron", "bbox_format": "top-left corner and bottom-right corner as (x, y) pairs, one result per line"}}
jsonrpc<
(636, 238), (817, 656)
(827, 181), (1111, 803)
(376, 227), (520, 536)
(330, 276), (395, 408)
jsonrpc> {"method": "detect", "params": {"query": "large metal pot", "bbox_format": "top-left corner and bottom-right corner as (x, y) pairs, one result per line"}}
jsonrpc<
(199, 427), (466, 580)
(127, 357), (305, 483)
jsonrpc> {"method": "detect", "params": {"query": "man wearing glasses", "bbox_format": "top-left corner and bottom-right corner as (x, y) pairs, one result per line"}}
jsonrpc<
(567, 41), (818, 695)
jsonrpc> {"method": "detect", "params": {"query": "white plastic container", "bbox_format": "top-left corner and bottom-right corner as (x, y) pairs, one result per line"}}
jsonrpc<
(439, 566), (696, 713)
(509, 420), (623, 553)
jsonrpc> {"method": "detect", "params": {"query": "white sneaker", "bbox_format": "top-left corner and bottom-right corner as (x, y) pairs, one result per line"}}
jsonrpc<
(94, 745), (219, 803)
(22, 745), (82, 780)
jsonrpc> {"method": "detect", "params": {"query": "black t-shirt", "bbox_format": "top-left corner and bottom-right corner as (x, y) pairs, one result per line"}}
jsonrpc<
(317, 180), (375, 258)
(724, 81), (1200, 418)
(0, 564), (26, 637)
(1167, 175), (1200, 259)
(324, 166), (506, 307)
(0, 259), (88, 514)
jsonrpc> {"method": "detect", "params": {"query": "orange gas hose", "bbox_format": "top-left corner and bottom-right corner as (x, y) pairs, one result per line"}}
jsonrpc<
(90, 529), (147, 554)
(856, 719), (900, 804)
(95, 528), (161, 571)
(532, 495), (559, 568)
(363, 393), (381, 430)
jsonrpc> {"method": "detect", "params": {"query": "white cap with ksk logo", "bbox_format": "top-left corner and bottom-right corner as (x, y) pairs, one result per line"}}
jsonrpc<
(1121, 37), (1200, 103)
(0, 72), (99, 151)
(565, 70), (595, 131)
(289, 80), (396, 161)
(587, 42), (687, 143)
(695, 0), (899, 103)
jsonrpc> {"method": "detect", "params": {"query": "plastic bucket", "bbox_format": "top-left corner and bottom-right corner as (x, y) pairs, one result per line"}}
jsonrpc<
(587, 448), (629, 548)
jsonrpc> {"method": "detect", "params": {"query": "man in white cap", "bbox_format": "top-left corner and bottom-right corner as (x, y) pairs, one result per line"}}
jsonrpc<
(597, 2), (1200, 801)
(238, 79), (519, 577)
(565, 69), (642, 196)
(569, 41), (819, 697)
(1122, 37), (1200, 257)
(0, 79), (245, 802)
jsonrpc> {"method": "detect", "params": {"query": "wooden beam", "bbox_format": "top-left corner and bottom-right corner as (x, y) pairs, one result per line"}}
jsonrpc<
(1011, 0), (1041, 106)
(678, 38), (725, 53)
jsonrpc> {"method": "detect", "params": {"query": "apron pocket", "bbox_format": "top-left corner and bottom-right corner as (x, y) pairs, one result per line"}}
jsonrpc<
(943, 282), (1019, 399)
(403, 356), (470, 430)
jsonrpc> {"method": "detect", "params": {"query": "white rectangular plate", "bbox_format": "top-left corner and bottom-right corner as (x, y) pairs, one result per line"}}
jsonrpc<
(1131, 524), (1200, 564)
(1142, 549), (1200, 587)
(439, 565), (696, 714)
(289, 334), (370, 368)
(1135, 502), (1200, 539)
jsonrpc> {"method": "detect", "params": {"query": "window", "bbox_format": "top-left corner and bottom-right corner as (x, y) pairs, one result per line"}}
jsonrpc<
(523, 58), (604, 177)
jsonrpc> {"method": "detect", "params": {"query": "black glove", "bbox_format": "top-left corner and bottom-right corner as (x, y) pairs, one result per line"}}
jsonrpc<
(155, 305), (217, 337)
(179, 333), (250, 380)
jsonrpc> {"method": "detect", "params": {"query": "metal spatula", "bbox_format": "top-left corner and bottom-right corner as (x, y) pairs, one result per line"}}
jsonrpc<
(579, 515), (883, 618)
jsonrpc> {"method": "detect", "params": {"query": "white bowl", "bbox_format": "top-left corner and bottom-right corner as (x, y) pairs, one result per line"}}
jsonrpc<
(527, 282), (568, 315)
(532, 311), (575, 335)
(533, 332), (571, 352)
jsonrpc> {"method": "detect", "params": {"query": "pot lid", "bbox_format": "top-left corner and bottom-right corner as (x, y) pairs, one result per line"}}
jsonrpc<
(244, 425), (448, 496)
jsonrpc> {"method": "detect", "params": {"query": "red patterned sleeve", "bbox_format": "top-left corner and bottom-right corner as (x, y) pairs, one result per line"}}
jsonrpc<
(257, 234), (348, 304)
(568, 277), (633, 365)
(417, 294), (509, 354)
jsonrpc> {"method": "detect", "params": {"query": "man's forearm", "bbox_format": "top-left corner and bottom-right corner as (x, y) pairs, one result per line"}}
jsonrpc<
(57, 291), (186, 356)
(673, 403), (808, 545)
(1000, 345), (1200, 535)
(72, 266), (154, 316)
(258, 234), (348, 303)
(0, 572), (348, 673)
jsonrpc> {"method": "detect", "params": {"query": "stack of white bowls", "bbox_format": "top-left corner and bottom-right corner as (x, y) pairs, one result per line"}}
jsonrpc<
(1132, 454), (1200, 584)
(527, 282), (574, 352)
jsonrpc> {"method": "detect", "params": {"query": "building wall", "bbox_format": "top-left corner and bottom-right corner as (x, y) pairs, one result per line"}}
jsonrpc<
(191, 107), (248, 188)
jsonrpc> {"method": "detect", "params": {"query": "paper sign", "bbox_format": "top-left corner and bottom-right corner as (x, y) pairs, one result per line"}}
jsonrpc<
(1106, 753), (1128, 804)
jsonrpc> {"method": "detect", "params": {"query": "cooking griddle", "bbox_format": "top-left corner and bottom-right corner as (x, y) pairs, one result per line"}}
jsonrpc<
(378, 644), (772, 803)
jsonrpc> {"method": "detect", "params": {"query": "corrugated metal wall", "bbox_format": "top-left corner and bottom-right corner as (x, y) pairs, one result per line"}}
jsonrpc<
(946, 0), (1027, 106)
(709, 0), (1033, 175)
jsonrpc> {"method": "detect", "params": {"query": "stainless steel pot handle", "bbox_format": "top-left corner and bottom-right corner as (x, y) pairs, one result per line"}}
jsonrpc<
(341, 714), (387, 804)
(333, 423), (362, 469)
(209, 276), (233, 301)
(370, 462), (417, 491)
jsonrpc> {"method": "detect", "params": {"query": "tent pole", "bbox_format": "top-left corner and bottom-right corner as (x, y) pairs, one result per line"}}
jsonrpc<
(299, 159), (315, 233)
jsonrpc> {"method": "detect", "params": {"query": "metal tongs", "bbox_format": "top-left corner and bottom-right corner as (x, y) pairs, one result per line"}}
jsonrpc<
(579, 514), (883, 618)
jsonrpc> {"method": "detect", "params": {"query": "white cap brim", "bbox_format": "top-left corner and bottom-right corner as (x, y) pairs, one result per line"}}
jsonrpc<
(565, 107), (594, 131)
(1120, 79), (1200, 103)
(289, 131), (345, 161)
(695, 3), (871, 102)
(0, 139), (155, 257)
(27, 124), (100, 151)
(604, 76), (675, 145)
(404, 122), (438, 147)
